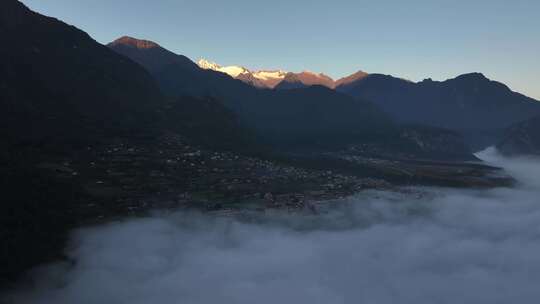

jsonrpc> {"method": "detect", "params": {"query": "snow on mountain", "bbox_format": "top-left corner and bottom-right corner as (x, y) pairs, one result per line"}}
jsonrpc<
(251, 70), (288, 88)
(197, 58), (369, 90)
(197, 59), (249, 78)
(220, 66), (250, 77)
(197, 59), (221, 70)
(252, 70), (288, 81)
(198, 59), (288, 88)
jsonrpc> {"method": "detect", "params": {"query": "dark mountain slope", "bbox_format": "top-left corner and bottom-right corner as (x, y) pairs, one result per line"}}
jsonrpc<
(1, 2), (164, 145)
(108, 36), (199, 74)
(108, 37), (477, 160)
(109, 37), (255, 101)
(251, 86), (394, 146)
(497, 115), (540, 156)
(273, 70), (368, 91)
(336, 73), (540, 133)
(0, 0), (251, 287)
(162, 96), (254, 150)
(0, 0), (172, 286)
(108, 38), (393, 146)
(274, 72), (336, 90)
(335, 70), (369, 87)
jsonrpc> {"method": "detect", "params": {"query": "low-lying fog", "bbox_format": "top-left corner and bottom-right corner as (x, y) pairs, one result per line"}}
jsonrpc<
(4, 148), (540, 304)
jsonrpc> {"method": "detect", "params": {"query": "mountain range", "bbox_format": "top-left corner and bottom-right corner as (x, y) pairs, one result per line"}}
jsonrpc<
(108, 36), (479, 160)
(199, 59), (540, 151)
(2, 0), (533, 288)
(108, 38), (392, 145)
(197, 58), (368, 89)
(2, 0), (537, 164)
(336, 73), (540, 136)
(197, 59), (288, 88)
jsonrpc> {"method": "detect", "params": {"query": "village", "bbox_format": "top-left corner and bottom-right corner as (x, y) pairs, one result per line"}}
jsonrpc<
(35, 133), (396, 222)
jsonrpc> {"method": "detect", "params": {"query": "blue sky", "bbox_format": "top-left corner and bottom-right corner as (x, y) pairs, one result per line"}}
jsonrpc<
(21, 0), (540, 99)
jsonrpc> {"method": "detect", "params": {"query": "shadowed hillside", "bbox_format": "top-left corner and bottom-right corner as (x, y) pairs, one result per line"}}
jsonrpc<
(109, 36), (475, 159)
(336, 73), (540, 132)
(497, 115), (540, 156)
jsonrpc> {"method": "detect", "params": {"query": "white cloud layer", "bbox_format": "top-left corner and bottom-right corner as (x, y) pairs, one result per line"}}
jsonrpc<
(4, 148), (540, 304)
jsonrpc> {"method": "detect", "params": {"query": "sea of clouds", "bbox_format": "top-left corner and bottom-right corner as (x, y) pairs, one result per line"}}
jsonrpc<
(4, 148), (540, 304)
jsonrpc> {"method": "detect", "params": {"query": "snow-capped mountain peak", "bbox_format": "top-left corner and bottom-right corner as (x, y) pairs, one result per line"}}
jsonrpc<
(197, 58), (221, 70)
(197, 58), (250, 78)
(252, 70), (288, 81)
(197, 59), (289, 88)
(196, 59), (368, 90)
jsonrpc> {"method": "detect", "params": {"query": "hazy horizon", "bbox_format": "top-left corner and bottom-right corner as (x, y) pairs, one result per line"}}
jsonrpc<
(20, 0), (540, 100)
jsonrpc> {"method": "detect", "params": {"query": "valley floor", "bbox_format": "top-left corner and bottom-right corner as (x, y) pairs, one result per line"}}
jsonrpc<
(1, 133), (513, 290)
(3, 149), (540, 304)
(26, 133), (513, 220)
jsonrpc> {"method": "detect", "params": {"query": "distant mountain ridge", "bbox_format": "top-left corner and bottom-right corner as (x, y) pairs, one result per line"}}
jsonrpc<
(197, 56), (540, 140)
(191, 58), (540, 134)
(109, 38), (395, 146)
(197, 58), (288, 88)
(274, 71), (336, 90)
(109, 36), (160, 49)
(336, 72), (540, 133)
(108, 36), (479, 162)
(109, 36), (199, 74)
(197, 58), (369, 89)
(108, 40), (540, 128)
(106, 36), (540, 152)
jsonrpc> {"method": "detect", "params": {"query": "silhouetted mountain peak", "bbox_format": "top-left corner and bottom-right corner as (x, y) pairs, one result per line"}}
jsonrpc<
(109, 36), (161, 50)
(197, 58), (291, 88)
(335, 70), (369, 87)
(1, 0), (164, 143)
(338, 70), (540, 132)
(275, 71), (336, 89)
(455, 72), (488, 81)
(417, 73), (489, 85)
(108, 36), (200, 73)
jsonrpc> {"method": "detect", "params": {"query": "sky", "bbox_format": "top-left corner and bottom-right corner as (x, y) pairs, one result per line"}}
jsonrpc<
(21, 0), (540, 99)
